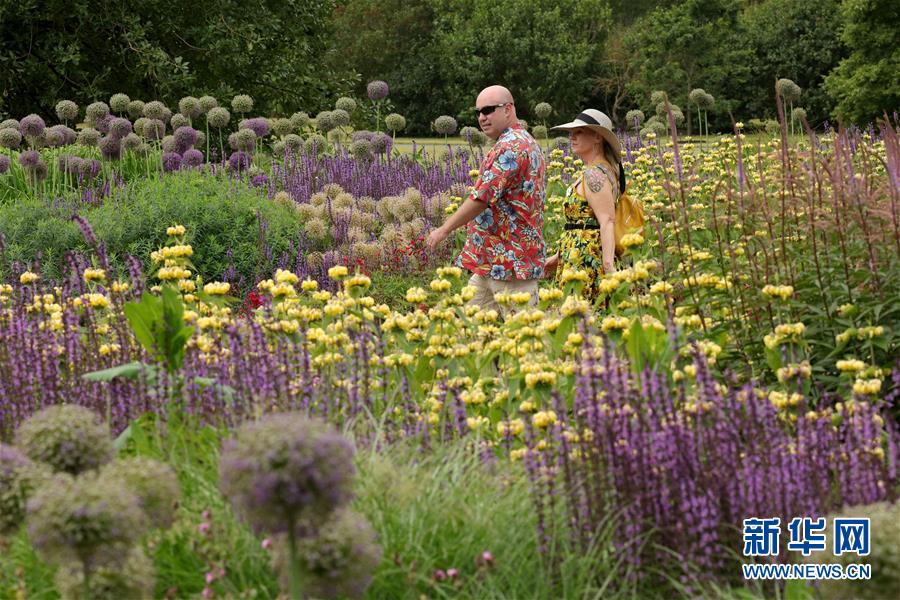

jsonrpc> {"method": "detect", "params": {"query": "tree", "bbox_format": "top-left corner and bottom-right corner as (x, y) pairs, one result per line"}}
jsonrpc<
(0, 0), (353, 119)
(592, 27), (639, 125)
(740, 0), (847, 125)
(824, 0), (900, 124)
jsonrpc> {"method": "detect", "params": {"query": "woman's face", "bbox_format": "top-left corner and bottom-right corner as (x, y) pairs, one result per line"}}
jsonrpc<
(568, 127), (602, 159)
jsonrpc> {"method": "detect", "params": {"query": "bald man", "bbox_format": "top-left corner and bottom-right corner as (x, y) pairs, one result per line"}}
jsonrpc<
(426, 85), (546, 313)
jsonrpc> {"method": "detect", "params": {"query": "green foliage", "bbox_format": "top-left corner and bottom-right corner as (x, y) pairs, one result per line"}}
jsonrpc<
(124, 287), (194, 373)
(624, 0), (753, 133)
(0, 0), (355, 119)
(824, 0), (900, 124)
(740, 0), (847, 125)
(0, 172), (306, 287)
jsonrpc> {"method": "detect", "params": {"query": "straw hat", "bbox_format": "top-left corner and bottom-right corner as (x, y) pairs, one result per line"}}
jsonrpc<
(550, 109), (621, 163)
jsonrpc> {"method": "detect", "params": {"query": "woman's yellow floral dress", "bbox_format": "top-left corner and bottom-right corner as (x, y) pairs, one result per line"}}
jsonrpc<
(555, 165), (617, 304)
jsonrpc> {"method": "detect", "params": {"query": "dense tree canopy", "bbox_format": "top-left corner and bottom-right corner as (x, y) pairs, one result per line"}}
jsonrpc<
(0, 0), (895, 130)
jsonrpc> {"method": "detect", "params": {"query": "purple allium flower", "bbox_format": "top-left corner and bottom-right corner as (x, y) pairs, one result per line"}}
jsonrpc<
(352, 130), (374, 143)
(142, 100), (167, 120)
(366, 80), (389, 101)
(218, 413), (356, 535)
(173, 126), (199, 153)
(142, 119), (166, 141)
(250, 173), (269, 187)
(161, 151), (182, 172)
(18, 150), (41, 168)
(99, 135), (122, 160)
(94, 114), (113, 135)
(227, 150), (252, 172)
(77, 127), (101, 147)
(231, 94), (254, 113)
(239, 117), (270, 138)
(272, 508), (381, 599)
(19, 114), (45, 138)
(109, 93), (130, 114)
(80, 159), (101, 180)
(0, 154), (10, 174)
(57, 154), (84, 174)
(49, 124), (77, 146)
(85, 101), (110, 124)
(55, 100), (79, 122)
(207, 106), (230, 129)
(109, 117), (133, 140)
(15, 405), (114, 475)
(0, 127), (23, 149)
(178, 96), (201, 119)
(370, 131), (392, 155)
(26, 471), (146, 569)
(99, 458), (181, 529)
(182, 148), (204, 168)
(1, 444), (48, 536)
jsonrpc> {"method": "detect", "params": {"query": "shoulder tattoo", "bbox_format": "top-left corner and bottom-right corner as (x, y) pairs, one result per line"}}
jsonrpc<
(585, 166), (614, 194)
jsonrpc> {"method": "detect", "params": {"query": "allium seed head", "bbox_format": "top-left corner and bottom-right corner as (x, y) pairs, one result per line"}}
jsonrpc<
(170, 113), (190, 131)
(86, 101), (111, 123)
(531, 125), (548, 139)
(142, 100), (167, 120)
(332, 109), (351, 128)
(15, 405), (114, 474)
(26, 471), (146, 569)
(776, 78), (801, 102)
(207, 106), (231, 129)
(290, 111), (311, 130)
(366, 80), (389, 101)
(218, 413), (356, 534)
(0, 127), (23, 149)
(231, 94), (254, 113)
(534, 102), (552, 119)
(349, 139), (373, 161)
(433, 115), (458, 135)
(178, 96), (201, 118)
(304, 133), (329, 155)
(272, 117), (294, 137)
(284, 133), (303, 151)
(142, 119), (166, 141)
(109, 93), (130, 114)
(370, 131), (392, 154)
(78, 127), (101, 147)
(384, 113), (406, 133)
(335, 97), (357, 113)
(122, 132), (142, 151)
(315, 111), (337, 132)
(55, 546), (156, 600)
(41, 128), (65, 148)
(99, 457), (181, 529)
(625, 110), (645, 128)
(126, 100), (145, 119)
(55, 100), (79, 122)
(198, 95), (218, 113)
(1, 444), (51, 536)
(272, 508), (381, 599)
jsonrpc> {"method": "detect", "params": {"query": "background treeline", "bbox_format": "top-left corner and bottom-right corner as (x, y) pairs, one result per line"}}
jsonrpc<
(1, 0), (897, 133)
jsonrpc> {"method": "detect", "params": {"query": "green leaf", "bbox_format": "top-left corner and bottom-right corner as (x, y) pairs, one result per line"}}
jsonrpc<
(82, 361), (149, 382)
(114, 423), (133, 452)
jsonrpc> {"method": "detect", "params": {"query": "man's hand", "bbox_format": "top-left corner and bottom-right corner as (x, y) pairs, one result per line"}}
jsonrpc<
(426, 226), (450, 251)
(544, 253), (559, 276)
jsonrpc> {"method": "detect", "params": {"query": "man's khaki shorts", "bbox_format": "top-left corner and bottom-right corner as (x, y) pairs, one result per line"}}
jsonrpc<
(467, 274), (539, 315)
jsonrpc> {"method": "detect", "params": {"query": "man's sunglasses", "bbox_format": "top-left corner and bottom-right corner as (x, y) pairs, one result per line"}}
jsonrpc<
(474, 103), (510, 117)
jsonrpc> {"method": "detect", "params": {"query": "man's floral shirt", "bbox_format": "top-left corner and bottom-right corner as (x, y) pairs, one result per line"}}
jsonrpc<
(456, 124), (546, 280)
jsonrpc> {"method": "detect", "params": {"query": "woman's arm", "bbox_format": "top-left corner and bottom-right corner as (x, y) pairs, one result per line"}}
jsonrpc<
(583, 166), (617, 274)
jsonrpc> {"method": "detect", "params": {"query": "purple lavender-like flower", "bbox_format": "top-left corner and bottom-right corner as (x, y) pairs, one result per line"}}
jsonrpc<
(366, 80), (389, 101)
(99, 135), (122, 160)
(19, 114), (46, 138)
(161, 152), (182, 172)
(182, 148), (204, 168)
(0, 154), (10, 174)
(239, 117), (270, 138)
(109, 117), (133, 140)
(219, 413), (356, 535)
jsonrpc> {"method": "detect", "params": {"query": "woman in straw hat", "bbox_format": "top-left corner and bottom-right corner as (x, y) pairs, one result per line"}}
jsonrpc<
(545, 109), (625, 303)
